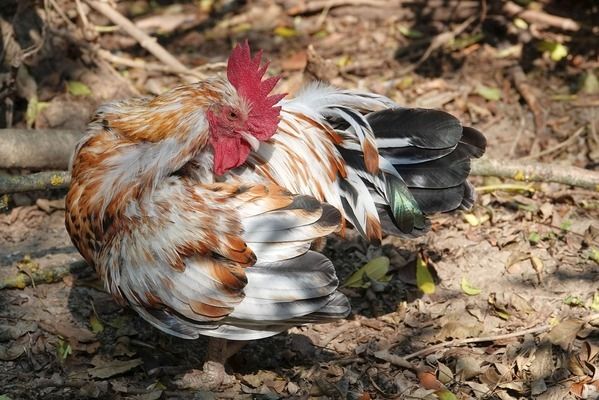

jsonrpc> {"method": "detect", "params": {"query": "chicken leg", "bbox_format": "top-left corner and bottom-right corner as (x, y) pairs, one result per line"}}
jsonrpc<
(175, 337), (247, 390)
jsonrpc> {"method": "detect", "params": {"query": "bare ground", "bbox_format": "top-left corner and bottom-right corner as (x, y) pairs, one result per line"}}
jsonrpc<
(1, 0), (598, 399)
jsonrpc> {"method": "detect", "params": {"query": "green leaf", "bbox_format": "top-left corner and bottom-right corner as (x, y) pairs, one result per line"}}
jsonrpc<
(563, 295), (584, 307)
(90, 314), (104, 334)
(416, 254), (435, 294)
(560, 220), (572, 231)
(591, 292), (599, 312)
(461, 277), (482, 296)
(398, 25), (423, 38)
(537, 40), (568, 62)
(436, 389), (458, 400)
(513, 18), (528, 29)
(588, 248), (599, 264)
(25, 95), (49, 128)
(57, 338), (72, 361)
(274, 26), (297, 38)
(476, 85), (501, 101)
(528, 231), (541, 245)
(67, 80), (92, 96)
(344, 256), (390, 288)
(0, 395), (13, 400)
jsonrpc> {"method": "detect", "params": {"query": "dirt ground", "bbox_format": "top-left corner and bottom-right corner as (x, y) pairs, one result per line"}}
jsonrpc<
(1, 0), (598, 399)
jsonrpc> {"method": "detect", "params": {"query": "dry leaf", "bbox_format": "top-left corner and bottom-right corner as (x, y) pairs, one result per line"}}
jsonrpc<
(88, 358), (143, 379)
(547, 319), (584, 349)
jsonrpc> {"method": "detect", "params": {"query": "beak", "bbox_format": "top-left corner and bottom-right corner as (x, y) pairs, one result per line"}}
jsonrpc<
(240, 132), (260, 152)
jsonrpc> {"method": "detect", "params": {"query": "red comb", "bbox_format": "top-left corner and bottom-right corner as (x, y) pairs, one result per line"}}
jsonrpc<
(227, 41), (285, 140)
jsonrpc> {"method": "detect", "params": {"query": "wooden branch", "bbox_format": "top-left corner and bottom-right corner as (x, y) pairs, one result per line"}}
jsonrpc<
(0, 260), (88, 289)
(85, 0), (196, 83)
(471, 157), (599, 191)
(0, 171), (70, 194)
(502, 1), (580, 31)
(0, 129), (82, 170)
(511, 66), (545, 136)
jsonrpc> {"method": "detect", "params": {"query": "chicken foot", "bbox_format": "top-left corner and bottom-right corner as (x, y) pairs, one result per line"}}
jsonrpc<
(174, 337), (247, 390)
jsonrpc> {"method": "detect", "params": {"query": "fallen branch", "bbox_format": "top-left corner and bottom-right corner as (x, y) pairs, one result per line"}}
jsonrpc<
(471, 157), (599, 191)
(398, 324), (551, 360)
(287, 0), (389, 16)
(512, 66), (545, 136)
(502, 1), (580, 32)
(0, 171), (71, 194)
(0, 129), (81, 169)
(85, 0), (196, 83)
(0, 260), (88, 290)
(520, 126), (585, 161)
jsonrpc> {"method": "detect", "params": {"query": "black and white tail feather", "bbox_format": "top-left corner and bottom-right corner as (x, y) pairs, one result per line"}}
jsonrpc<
(285, 83), (486, 239)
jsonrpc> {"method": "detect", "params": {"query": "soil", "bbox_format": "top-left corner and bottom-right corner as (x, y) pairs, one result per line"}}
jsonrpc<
(1, 0), (598, 399)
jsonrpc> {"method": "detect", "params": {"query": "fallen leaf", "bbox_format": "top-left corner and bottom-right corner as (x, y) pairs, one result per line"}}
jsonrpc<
(476, 84), (501, 101)
(547, 318), (584, 350)
(437, 361), (454, 384)
(416, 254), (435, 294)
(465, 381), (490, 397)
(0, 321), (38, 341)
(437, 321), (483, 341)
(67, 81), (92, 96)
(343, 256), (390, 288)
(90, 315), (104, 335)
(0, 342), (25, 361)
(461, 277), (482, 296)
(88, 358), (143, 379)
(591, 291), (599, 311)
(417, 370), (444, 390)
(274, 26), (297, 38)
(456, 356), (482, 380)
(537, 40), (568, 61)
(564, 295), (584, 307)
(436, 389), (458, 400)
(281, 50), (307, 71)
(463, 213), (479, 226)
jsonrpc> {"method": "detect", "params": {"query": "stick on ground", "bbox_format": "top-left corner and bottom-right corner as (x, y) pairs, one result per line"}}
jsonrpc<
(85, 0), (197, 82)
(471, 157), (599, 191)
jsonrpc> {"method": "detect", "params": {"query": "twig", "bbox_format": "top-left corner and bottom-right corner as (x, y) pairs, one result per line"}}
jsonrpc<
(398, 16), (477, 75)
(502, 1), (580, 32)
(519, 126), (585, 161)
(97, 49), (208, 80)
(471, 157), (599, 191)
(475, 183), (535, 193)
(401, 324), (551, 360)
(85, 0), (195, 82)
(0, 260), (88, 290)
(0, 171), (71, 194)
(287, 0), (388, 16)
(320, 320), (361, 346)
(512, 65), (545, 136)
(0, 128), (81, 169)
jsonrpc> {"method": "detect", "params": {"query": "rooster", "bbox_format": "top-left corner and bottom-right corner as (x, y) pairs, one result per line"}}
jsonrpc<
(65, 41), (485, 388)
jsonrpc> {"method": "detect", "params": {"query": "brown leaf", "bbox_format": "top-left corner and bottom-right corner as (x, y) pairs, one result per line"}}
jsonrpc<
(546, 318), (584, 350)
(456, 356), (482, 381)
(39, 319), (96, 343)
(87, 358), (143, 379)
(417, 370), (445, 390)
(281, 50), (308, 71)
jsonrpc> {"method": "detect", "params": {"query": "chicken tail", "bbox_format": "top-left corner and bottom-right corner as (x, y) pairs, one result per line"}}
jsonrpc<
(367, 108), (486, 237)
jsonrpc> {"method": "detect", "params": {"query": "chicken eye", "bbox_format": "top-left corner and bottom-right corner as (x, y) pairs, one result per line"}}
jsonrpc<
(227, 110), (239, 120)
